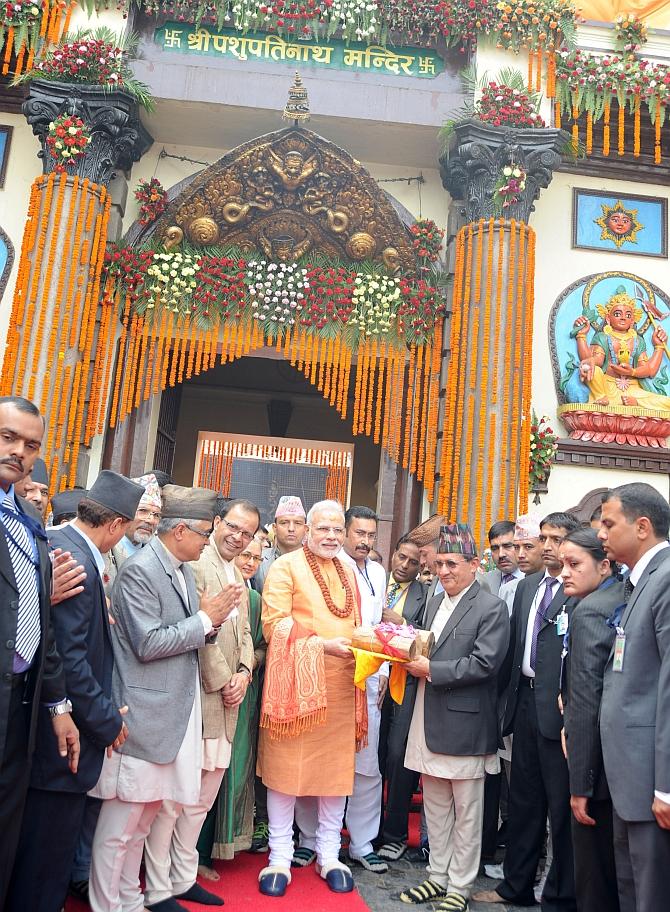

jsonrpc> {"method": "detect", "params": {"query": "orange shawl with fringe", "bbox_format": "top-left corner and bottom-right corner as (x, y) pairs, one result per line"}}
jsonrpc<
(260, 581), (367, 749)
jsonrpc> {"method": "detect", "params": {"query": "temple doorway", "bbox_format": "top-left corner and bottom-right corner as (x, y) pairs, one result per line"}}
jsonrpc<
(156, 352), (382, 522)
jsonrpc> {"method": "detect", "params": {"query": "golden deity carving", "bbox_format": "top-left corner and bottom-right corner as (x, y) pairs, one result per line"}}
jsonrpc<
(149, 126), (416, 271)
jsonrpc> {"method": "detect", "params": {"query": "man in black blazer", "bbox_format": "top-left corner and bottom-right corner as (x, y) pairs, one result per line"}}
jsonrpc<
(377, 535), (426, 859)
(0, 396), (79, 906)
(599, 483), (670, 912)
(400, 524), (509, 910)
(6, 470), (145, 912)
(475, 511), (580, 911)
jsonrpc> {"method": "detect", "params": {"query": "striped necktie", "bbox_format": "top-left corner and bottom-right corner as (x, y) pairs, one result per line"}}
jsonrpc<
(1, 495), (41, 664)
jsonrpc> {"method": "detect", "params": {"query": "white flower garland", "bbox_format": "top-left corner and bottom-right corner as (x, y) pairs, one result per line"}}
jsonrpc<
(246, 260), (309, 328)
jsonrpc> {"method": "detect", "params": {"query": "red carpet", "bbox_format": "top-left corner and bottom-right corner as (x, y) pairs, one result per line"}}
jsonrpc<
(65, 852), (372, 911)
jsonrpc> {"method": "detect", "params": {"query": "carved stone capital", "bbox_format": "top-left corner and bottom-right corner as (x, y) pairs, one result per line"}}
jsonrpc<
(23, 80), (153, 185)
(439, 120), (570, 224)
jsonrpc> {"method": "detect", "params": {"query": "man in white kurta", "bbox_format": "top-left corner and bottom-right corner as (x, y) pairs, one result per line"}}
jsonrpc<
(293, 506), (388, 873)
(88, 486), (238, 912)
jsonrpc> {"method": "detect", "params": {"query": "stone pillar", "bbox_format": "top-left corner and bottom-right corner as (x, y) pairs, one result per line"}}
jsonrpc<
(436, 121), (567, 543)
(0, 79), (151, 489)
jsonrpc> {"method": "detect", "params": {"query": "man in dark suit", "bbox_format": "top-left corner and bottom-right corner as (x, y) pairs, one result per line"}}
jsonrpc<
(6, 470), (145, 912)
(400, 524), (509, 911)
(481, 520), (523, 597)
(475, 511), (580, 910)
(598, 483), (670, 911)
(0, 396), (79, 906)
(377, 535), (426, 860)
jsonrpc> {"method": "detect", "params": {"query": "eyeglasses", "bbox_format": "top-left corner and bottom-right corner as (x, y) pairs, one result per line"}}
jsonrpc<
(434, 558), (471, 571)
(240, 552), (263, 564)
(137, 508), (162, 521)
(221, 517), (255, 543)
(184, 523), (214, 539)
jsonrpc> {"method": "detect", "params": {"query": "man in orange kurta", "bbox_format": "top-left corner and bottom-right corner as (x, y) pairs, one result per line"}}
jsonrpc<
(257, 499), (364, 897)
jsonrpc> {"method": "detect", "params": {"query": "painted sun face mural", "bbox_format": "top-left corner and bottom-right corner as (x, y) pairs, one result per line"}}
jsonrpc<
(595, 200), (643, 248)
(572, 190), (667, 258)
(550, 272), (670, 446)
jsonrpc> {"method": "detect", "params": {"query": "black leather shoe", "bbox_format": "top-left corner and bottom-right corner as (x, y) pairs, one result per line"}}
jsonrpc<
(324, 869), (354, 893)
(259, 872), (289, 897)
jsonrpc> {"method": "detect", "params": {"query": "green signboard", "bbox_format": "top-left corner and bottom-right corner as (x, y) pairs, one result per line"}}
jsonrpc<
(155, 23), (444, 79)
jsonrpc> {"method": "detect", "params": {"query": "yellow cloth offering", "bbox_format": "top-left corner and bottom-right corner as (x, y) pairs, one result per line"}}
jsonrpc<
(350, 647), (408, 705)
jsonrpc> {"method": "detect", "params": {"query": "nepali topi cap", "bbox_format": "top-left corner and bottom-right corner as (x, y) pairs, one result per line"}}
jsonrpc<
(275, 495), (306, 519)
(132, 472), (162, 511)
(87, 471), (145, 521)
(51, 489), (87, 524)
(161, 484), (218, 521)
(407, 514), (449, 548)
(438, 523), (477, 558)
(514, 513), (542, 541)
(31, 458), (49, 487)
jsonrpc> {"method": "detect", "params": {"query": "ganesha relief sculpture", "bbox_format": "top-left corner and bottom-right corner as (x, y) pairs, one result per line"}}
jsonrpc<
(550, 272), (670, 447)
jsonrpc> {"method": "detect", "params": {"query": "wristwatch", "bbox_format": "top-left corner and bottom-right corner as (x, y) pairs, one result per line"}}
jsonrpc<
(48, 698), (73, 718)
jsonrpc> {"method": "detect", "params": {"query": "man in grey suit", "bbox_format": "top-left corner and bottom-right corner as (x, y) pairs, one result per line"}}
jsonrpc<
(598, 482), (670, 912)
(399, 524), (509, 912)
(89, 485), (239, 912)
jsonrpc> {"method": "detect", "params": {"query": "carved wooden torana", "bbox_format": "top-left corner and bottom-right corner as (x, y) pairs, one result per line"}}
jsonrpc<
(148, 126), (414, 272)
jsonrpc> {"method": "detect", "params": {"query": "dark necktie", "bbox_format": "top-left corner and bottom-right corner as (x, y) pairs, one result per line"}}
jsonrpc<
(501, 572), (516, 584)
(623, 576), (635, 603)
(386, 581), (401, 609)
(529, 577), (558, 672)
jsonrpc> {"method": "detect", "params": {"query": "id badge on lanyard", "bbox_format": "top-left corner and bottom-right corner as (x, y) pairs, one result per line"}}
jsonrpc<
(613, 626), (626, 672)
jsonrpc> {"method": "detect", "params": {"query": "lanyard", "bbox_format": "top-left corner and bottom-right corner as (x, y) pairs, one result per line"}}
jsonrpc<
(356, 562), (375, 597)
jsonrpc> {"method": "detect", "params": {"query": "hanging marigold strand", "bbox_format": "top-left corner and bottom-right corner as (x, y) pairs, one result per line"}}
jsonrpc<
(373, 340), (386, 445)
(438, 227), (466, 514)
(449, 224), (474, 514)
(352, 340), (365, 435)
(535, 45), (542, 94)
(618, 100), (625, 156)
(410, 342), (424, 477)
(571, 99), (579, 152)
(554, 101), (561, 130)
(402, 344), (416, 469)
(603, 97), (611, 156)
(655, 104), (662, 164)
(527, 47), (533, 91)
(365, 339), (377, 438)
(508, 221), (523, 520)
(424, 321), (442, 501)
(634, 98), (641, 157)
(586, 111), (593, 155)
(546, 49), (556, 98)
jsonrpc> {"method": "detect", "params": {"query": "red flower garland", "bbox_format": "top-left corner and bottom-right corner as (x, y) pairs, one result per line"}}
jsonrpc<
(302, 265), (356, 329)
(45, 115), (91, 173)
(134, 178), (168, 226)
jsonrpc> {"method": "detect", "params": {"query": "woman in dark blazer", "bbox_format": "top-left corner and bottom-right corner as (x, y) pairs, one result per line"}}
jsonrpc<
(559, 528), (625, 912)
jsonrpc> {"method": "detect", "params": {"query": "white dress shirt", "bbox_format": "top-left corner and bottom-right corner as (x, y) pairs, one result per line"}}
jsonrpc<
(521, 572), (561, 678)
